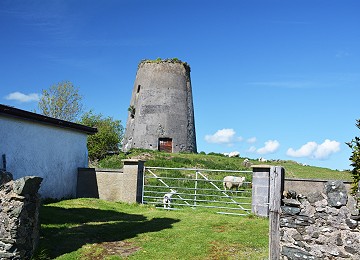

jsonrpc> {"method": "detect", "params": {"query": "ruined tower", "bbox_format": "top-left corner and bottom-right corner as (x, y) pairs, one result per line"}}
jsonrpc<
(122, 59), (197, 153)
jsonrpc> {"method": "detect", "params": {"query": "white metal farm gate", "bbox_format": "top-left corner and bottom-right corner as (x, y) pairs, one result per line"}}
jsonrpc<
(142, 167), (252, 216)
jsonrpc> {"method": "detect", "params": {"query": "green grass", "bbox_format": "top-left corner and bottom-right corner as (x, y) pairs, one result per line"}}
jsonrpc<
(34, 199), (269, 259)
(97, 149), (352, 181)
(263, 160), (352, 180)
(34, 150), (352, 259)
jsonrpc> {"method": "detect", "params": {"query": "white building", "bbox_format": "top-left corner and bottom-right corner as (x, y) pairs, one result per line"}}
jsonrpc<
(0, 104), (97, 199)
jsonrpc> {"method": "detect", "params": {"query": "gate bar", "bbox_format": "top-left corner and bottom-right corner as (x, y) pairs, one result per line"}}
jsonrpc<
(146, 168), (192, 206)
(197, 171), (248, 211)
(146, 166), (251, 174)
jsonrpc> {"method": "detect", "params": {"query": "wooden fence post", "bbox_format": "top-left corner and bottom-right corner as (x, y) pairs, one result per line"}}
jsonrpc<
(269, 166), (285, 260)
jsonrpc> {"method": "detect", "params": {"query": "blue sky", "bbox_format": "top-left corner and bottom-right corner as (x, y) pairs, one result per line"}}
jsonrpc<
(1, 0), (359, 170)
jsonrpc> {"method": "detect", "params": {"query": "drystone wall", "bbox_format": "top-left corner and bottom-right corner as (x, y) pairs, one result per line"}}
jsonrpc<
(280, 180), (360, 259)
(0, 170), (42, 260)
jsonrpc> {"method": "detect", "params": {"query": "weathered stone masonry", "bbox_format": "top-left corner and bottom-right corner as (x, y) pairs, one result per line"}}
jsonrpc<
(122, 59), (197, 153)
(280, 180), (360, 259)
(0, 170), (42, 260)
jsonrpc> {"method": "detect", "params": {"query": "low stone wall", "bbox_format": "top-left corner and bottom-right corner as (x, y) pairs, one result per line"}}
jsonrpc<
(0, 170), (42, 259)
(280, 180), (360, 259)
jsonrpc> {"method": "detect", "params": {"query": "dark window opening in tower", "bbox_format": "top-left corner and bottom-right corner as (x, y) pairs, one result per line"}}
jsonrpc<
(129, 105), (135, 119)
(137, 85), (141, 93)
(159, 138), (172, 153)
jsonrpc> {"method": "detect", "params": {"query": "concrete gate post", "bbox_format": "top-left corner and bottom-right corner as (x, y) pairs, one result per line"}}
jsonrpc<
(252, 165), (284, 259)
(251, 165), (285, 216)
(121, 159), (145, 203)
(252, 165), (271, 217)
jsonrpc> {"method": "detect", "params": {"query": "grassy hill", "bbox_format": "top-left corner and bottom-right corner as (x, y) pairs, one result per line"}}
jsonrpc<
(95, 149), (352, 181)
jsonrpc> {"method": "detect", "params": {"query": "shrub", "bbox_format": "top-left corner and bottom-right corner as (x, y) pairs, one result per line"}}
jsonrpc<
(98, 154), (126, 169)
(346, 119), (360, 194)
(207, 152), (225, 157)
(80, 111), (123, 161)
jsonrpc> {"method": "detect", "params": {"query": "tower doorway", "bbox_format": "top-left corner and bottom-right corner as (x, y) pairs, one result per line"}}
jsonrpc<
(158, 138), (172, 153)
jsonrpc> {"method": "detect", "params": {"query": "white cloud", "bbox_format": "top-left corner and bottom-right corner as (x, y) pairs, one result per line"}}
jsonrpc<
(247, 137), (257, 144)
(314, 139), (340, 159)
(286, 142), (317, 157)
(205, 128), (236, 144)
(257, 140), (280, 154)
(236, 136), (244, 142)
(247, 146), (257, 153)
(5, 92), (40, 103)
(286, 139), (340, 160)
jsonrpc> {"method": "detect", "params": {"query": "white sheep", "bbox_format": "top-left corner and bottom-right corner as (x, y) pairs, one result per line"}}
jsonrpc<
(163, 190), (177, 209)
(223, 151), (240, 157)
(223, 176), (246, 191)
(228, 151), (240, 157)
(243, 158), (252, 168)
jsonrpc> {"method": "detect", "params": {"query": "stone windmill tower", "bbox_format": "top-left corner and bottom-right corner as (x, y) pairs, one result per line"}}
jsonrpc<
(122, 59), (197, 153)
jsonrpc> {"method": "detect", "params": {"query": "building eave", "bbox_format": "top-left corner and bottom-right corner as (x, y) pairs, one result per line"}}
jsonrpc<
(0, 104), (97, 135)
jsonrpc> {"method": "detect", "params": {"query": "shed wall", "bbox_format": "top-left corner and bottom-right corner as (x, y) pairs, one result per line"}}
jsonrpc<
(0, 116), (88, 199)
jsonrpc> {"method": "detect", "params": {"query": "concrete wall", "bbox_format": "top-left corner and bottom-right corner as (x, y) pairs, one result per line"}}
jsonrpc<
(123, 60), (197, 153)
(0, 116), (89, 199)
(77, 160), (144, 203)
(285, 178), (352, 194)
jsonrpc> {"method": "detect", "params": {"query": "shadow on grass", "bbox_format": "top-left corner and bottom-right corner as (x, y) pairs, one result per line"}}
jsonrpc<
(38, 205), (180, 258)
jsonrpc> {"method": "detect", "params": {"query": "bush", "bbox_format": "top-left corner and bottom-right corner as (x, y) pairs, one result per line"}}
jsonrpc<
(98, 154), (126, 169)
(80, 111), (123, 161)
(207, 152), (225, 157)
(346, 119), (360, 194)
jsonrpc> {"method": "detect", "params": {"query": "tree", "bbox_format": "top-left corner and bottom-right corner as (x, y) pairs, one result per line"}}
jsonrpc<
(80, 111), (124, 161)
(38, 81), (83, 122)
(346, 119), (360, 194)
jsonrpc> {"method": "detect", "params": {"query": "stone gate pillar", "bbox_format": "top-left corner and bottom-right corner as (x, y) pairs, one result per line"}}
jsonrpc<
(0, 171), (43, 259)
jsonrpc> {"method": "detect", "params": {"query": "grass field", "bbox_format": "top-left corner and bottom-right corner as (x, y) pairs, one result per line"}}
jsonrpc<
(96, 149), (352, 181)
(35, 199), (269, 260)
(33, 150), (353, 259)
